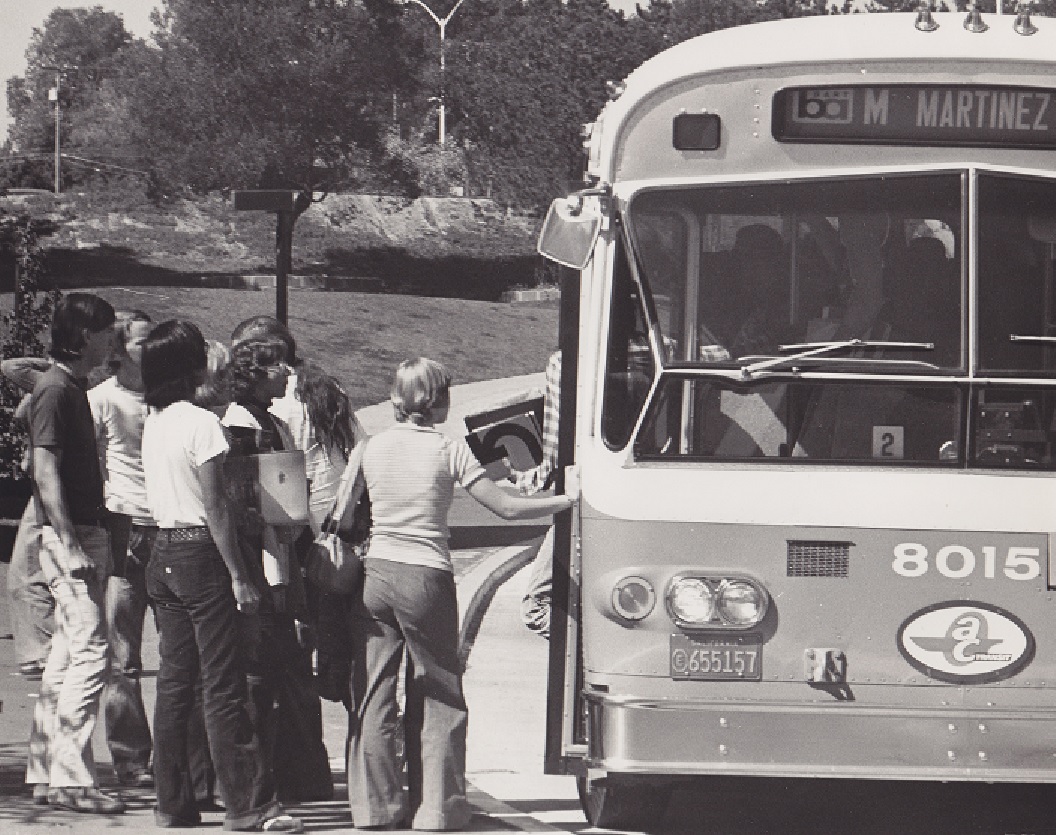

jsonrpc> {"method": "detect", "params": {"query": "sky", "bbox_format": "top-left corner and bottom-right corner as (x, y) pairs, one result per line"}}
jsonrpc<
(0, 1), (159, 137)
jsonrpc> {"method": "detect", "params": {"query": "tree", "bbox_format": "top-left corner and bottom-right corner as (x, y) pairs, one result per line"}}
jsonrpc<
(443, 0), (789, 208)
(441, 0), (655, 206)
(123, 0), (411, 194)
(0, 209), (60, 480)
(5, 7), (133, 186)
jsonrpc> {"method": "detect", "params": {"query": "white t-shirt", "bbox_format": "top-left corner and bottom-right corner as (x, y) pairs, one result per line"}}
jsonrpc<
(363, 422), (485, 572)
(271, 373), (367, 534)
(142, 400), (229, 528)
(88, 376), (152, 525)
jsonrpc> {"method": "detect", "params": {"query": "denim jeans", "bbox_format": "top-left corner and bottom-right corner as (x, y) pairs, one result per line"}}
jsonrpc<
(26, 524), (111, 788)
(242, 607), (333, 803)
(7, 499), (54, 667)
(104, 515), (154, 779)
(147, 535), (281, 830)
(349, 559), (472, 830)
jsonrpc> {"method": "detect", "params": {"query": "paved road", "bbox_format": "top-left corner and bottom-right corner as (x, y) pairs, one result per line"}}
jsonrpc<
(0, 550), (588, 835)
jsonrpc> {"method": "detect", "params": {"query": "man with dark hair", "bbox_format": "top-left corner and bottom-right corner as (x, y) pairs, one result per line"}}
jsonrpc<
(25, 292), (126, 814)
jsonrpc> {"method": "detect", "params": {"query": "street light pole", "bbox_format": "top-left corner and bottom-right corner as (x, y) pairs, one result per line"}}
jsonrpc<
(403, 0), (466, 145)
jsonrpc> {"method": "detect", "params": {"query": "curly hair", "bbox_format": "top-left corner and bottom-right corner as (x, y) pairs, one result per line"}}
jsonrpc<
(230, 316), (297, 365)
(225, 338), (288, 403)
(295, 360), (358, 461)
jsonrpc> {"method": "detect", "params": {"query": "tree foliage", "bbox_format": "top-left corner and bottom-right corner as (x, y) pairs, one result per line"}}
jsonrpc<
(442, 0), (653, 204)
(120, 0), (411, 194)
(4, 0), (879, 207)
(0, 210), (60, 480)
(5, 6), (132, 188)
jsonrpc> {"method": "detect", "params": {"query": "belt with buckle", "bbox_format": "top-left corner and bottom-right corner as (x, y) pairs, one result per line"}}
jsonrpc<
(159, 527), (212, 543)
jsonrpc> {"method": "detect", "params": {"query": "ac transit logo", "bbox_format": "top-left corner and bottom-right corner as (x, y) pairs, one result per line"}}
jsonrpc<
(897, 601), (1034, 685)
(792, 89), (854, 124)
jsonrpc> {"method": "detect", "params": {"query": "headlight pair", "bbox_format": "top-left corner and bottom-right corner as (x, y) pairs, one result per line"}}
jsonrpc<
(667, 576), (768, 628)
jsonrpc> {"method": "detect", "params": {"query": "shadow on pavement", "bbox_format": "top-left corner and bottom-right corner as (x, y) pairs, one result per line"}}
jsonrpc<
(40, 245), (545, 304)
(652, 776), (1056, 835)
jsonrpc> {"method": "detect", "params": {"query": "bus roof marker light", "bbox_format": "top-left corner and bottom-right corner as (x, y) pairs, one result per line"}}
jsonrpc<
(1014, 3), (1038, 35)
(964, 2), (988, 33)
(914, 2), (939, 32)
(673, 112), (721, 151)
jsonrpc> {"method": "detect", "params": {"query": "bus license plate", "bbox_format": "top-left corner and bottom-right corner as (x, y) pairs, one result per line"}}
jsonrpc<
(670, 634), (762, 680)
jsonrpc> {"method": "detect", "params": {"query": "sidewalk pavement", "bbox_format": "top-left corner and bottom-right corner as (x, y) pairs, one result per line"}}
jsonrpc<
(0, 374), (584, 833)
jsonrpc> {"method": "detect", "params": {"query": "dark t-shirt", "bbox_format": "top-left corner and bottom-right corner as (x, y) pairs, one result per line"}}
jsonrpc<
(29, 364), (106, 526)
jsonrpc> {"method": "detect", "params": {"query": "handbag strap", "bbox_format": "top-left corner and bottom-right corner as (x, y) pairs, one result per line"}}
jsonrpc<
(321, 438), (368, 534)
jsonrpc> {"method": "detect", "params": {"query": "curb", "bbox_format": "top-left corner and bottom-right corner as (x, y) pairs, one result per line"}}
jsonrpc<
(456, 534), (547, 667)
(498, 287), (560, 303)
(198, 274), (385, 292)
(144, 275), (558, 302)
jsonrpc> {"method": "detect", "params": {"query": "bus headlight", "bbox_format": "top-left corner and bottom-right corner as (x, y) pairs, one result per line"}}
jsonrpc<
(667, 575), (769, 628)
(667, 578), (715, 625)
(612, 575), (656, 621)
(716, 579), (767, 626)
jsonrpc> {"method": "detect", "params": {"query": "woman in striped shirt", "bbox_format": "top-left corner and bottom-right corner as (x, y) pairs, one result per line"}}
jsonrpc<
(347, 358), (577, 831)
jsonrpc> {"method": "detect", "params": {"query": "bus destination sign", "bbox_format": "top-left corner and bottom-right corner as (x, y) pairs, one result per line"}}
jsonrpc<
(773, 84), (1056, 149)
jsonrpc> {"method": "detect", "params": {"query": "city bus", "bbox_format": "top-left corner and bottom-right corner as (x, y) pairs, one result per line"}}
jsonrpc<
(536, 8), (1056, 829)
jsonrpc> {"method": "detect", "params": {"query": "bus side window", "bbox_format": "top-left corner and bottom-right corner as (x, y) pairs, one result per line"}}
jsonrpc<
(602, 238), (655, 450)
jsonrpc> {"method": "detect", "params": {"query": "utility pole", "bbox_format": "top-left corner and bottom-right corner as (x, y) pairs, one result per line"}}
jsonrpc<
(42, 65), (75, 194)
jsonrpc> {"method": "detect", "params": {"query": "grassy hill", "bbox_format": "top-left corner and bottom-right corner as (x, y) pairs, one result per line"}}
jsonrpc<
(0, 188), (559, 411)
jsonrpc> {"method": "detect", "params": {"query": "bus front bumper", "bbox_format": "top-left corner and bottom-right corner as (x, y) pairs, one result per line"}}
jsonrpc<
(583, 692), (1056, 782)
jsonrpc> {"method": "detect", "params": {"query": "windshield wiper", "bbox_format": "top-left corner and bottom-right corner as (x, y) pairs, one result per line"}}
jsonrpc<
(739, 339), (935, 380)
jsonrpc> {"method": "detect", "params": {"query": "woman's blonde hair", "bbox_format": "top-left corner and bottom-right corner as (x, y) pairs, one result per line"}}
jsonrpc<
(390, 357), (451, 425)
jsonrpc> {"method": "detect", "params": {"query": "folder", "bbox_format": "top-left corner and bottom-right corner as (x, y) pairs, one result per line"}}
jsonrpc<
(224, 450), (308, 525)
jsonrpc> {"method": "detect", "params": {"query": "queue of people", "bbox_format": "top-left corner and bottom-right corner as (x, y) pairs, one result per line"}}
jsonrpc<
(6, 292), (576, 831)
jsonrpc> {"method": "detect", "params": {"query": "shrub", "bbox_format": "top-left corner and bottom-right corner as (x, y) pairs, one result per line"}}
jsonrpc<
(0, 208), (61, 480)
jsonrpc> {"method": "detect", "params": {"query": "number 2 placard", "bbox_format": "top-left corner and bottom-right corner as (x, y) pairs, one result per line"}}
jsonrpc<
(873, 425), (904, 459)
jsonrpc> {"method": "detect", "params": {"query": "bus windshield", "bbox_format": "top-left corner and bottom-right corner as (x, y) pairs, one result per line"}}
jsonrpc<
(626, 172), (965, 370)
(603, 171), (1056, 467)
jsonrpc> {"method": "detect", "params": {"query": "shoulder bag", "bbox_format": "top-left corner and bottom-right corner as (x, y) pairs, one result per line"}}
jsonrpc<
(305, 440), (369, 595)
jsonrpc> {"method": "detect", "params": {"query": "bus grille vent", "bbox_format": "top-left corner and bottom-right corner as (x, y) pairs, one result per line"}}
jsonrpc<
(787, 541), (852, 578)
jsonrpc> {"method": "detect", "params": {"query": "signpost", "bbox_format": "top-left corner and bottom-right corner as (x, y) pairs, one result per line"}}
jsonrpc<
(232, 189), (311, 325)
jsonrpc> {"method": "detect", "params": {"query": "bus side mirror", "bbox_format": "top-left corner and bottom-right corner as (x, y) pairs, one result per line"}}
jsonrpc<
(537, 196), (602, 270)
